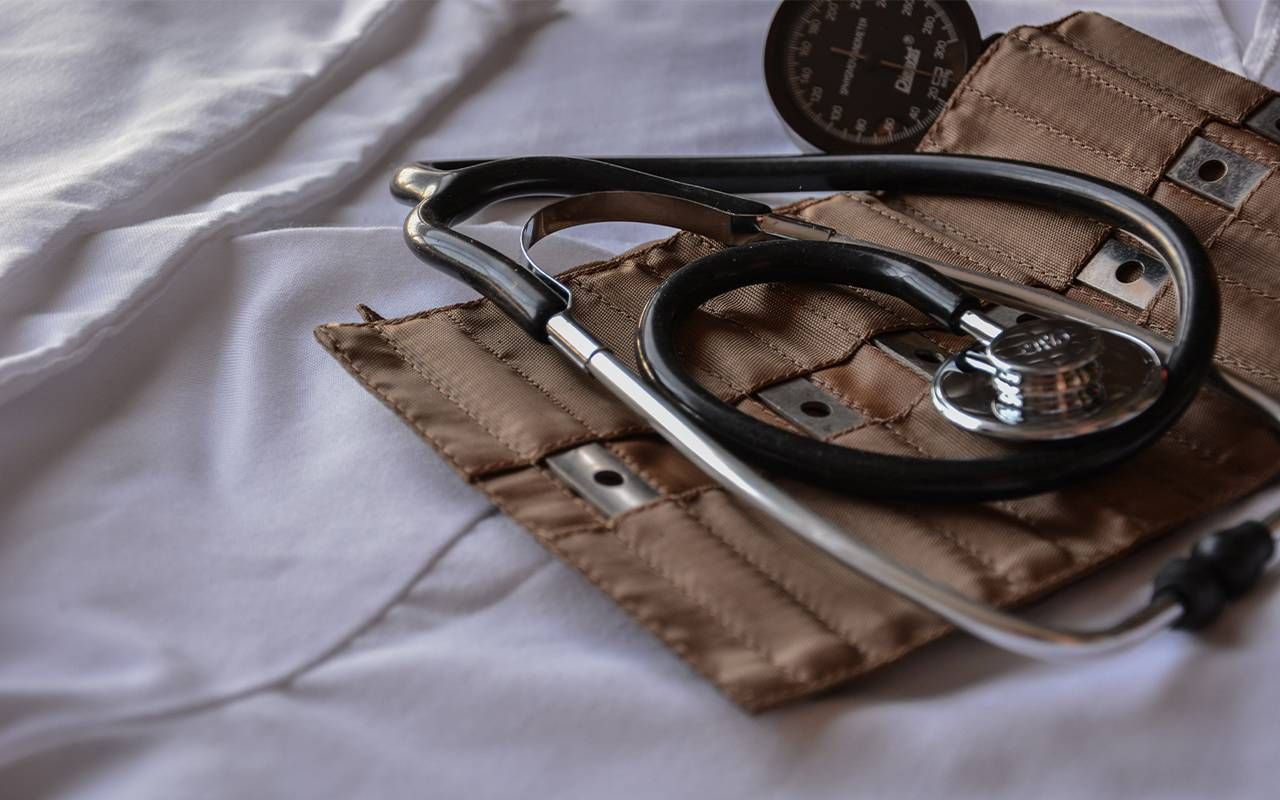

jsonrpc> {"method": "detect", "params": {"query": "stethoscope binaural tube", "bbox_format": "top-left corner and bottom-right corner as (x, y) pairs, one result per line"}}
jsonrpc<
(392, 154), (1276, 658)
(396, 157), (776, 340)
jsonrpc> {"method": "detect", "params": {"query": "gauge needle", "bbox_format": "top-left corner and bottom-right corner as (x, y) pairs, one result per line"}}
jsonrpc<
(829, 46), (866, 61)
(830, 46), (932, 78)
(881, 59), (933, 78)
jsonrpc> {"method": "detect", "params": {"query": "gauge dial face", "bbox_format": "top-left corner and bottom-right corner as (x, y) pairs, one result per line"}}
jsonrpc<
(764, 1), (983, 153)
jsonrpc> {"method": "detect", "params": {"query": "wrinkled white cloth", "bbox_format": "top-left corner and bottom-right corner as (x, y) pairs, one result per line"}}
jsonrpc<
(3, 1), (1280, 797)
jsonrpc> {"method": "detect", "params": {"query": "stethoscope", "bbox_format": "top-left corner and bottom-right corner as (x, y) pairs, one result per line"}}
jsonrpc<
(390, 153), (1280, 659)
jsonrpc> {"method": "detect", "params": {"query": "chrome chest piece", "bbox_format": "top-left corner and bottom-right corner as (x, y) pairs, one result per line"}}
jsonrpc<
(932, 317), (1164, 441)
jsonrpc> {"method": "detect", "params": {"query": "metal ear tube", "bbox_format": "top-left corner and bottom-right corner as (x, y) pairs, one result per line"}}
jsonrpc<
(394, 154), (1280, 660)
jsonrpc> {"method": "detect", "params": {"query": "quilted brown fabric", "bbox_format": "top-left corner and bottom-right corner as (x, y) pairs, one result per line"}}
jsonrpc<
(316, 13), (1280, 711)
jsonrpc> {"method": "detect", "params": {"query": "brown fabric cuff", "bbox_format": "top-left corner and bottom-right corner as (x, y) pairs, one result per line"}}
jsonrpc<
(316, 13), (1280, 711)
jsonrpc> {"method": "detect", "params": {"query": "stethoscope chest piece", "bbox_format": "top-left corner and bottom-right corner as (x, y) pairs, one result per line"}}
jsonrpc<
(932, 317), (1165, 441)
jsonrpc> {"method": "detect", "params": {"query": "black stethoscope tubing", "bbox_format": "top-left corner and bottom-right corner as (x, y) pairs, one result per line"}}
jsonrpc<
(393, 154), (1280, 651)
(635, 162), (1220, 502)
(403, 154), (1218, 501)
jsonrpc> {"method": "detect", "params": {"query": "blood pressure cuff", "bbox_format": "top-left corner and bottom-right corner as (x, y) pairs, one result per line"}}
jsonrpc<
(316, 12), (1280, 711)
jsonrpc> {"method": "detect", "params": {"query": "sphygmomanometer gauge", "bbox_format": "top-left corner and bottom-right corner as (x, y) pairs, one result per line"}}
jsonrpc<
(764, 0), (985, 153)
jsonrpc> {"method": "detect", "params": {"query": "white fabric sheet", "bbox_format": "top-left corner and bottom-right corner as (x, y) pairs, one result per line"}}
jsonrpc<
(2, 1), (1279, 796)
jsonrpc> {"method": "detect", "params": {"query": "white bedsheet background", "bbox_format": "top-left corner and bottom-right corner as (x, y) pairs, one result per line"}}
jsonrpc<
(2, 1), (1279, 797)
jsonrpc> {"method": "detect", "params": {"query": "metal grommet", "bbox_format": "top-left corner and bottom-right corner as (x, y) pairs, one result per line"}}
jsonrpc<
(1166, 136), (1269, 209)
(1245, 96), (1280, 145)
(757, 377), (863, 439)
(1077, 236), (1170, 309)
(546, 443), (659, 517)
(983, 305), (1040, 329)
(872, 331), (949, 379)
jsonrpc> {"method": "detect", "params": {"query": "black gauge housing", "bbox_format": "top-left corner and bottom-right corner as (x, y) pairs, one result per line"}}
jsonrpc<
(764, 0), (984, 153)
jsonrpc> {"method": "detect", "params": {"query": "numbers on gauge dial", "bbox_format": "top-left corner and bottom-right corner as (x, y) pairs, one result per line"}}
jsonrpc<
(784, 0), (966, 146)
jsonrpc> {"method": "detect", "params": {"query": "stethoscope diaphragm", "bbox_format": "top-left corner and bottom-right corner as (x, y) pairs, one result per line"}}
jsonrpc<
(932, 317), (1164, 440)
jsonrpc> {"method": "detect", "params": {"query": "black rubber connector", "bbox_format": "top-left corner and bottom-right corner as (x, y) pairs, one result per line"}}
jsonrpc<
(1192, 521), (1275, 598)
(1154, 521), (1275, 630)
(1154, 558), (1227, 630)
